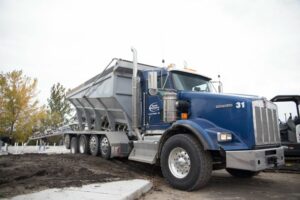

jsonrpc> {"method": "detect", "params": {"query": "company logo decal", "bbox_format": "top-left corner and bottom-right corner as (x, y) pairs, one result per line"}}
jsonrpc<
(149, 102), (160, 113)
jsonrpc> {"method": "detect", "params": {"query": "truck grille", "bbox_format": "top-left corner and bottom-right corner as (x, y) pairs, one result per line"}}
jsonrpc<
(252, 100), (280, 145)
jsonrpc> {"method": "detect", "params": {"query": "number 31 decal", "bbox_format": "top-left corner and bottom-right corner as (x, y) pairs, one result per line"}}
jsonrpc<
(236, 102), (245, 109)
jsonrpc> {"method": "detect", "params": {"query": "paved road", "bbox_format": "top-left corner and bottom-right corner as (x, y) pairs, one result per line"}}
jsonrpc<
(142, 170), (300, 200)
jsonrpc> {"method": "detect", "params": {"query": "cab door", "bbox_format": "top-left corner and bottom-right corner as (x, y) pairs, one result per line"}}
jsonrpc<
(143, 71), (171, 130)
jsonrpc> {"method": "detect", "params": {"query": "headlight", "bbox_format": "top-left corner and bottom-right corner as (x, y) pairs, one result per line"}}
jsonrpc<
(217, 132), (232, 142)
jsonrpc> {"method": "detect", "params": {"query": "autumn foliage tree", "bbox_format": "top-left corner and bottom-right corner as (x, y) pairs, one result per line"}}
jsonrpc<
(47, 83), (71, 128)
(0, 70), (46, 142)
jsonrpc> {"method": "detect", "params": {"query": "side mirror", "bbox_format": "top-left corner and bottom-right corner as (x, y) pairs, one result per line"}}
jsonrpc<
(148, 71), (158, 95)
(217, 75), (223, 93)
(218, 81), (223, 93)
(211, 75), (223, 93)
(210, 81), (223, 93)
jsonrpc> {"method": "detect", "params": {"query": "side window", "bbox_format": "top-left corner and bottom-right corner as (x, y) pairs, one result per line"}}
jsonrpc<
(192, 83), (209, 92)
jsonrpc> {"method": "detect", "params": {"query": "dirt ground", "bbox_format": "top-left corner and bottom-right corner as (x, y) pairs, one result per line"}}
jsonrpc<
(0, 154), (299, 199)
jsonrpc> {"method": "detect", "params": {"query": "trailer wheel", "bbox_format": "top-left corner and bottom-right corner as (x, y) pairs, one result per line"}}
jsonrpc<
(64, 134), (71, 149)
(100, 135), (111, 159)
(160, 134), (212, 191)
(70, 137), (79, 154)
(89, 135), (100, 156)
(79, 135), (89, 154)
(226, 168), (260, 178)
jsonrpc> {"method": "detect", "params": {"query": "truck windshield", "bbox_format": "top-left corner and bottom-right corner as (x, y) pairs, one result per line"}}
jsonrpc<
(171, 71), (215, 92)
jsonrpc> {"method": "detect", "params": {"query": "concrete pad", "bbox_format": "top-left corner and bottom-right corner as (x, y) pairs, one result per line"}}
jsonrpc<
(10, 179), (152, 200)
(1, 146), (70, 155)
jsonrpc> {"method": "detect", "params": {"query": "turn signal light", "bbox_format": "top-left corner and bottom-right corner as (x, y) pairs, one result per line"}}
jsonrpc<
(181, 113), (188, 120)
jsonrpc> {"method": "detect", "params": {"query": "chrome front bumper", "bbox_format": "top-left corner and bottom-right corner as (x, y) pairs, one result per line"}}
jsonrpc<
(226, 147), (285, 171)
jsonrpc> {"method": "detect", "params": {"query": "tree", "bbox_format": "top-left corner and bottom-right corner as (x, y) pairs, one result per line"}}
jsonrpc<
(0, 70), (46, 142)
(47, 83), (71, 128)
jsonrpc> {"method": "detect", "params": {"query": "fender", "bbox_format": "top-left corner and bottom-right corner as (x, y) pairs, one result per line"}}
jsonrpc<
(158, 119), (220, 158)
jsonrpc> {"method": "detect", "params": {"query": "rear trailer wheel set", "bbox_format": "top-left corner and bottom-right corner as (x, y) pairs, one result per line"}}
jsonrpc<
(68, 134), (111, 159)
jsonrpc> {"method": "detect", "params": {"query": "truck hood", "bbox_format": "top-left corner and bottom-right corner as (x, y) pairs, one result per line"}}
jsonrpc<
(178, 91), (264, 148)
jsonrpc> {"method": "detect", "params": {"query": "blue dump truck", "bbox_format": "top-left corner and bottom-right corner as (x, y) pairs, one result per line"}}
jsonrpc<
(64, 48), (284, 190)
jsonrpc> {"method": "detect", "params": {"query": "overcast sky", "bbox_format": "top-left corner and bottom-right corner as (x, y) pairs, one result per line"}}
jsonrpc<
(1, 0), (300, 120)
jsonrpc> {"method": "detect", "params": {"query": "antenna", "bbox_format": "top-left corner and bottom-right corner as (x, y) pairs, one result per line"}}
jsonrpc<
(217, 74), (223, 93)
(183, 60), (188, 69)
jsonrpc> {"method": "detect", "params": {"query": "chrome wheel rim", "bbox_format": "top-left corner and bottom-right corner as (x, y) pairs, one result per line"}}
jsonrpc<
(101, 137), (109, 155)
(168, 147), (191, 179)
(90, 136), (97, 152)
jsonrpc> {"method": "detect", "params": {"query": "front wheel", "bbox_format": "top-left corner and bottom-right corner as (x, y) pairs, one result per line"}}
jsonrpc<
(160, 134), (212, 191)
(226, 168), (260, 178)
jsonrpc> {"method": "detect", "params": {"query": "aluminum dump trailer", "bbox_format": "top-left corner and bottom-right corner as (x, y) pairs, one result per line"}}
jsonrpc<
(67, 59), (158, 135)
(64, 58), (160, 160)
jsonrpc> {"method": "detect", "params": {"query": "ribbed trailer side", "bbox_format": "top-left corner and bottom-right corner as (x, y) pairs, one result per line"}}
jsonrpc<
(66, 59), (159, 134)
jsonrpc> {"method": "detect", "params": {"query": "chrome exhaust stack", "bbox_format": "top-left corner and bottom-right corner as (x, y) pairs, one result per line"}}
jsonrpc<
(131, 47), (142, 140)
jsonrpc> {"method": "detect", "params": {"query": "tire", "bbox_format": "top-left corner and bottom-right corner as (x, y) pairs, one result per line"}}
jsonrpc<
(64, 135), (71, 149)
(226, 168), (260, 178)
(89, 135), (100, 156)
(70, 137), (79, 154)
(79, 135), (89, 154)
(160, 134), (212, 191)
(100, 135), (111, 159)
